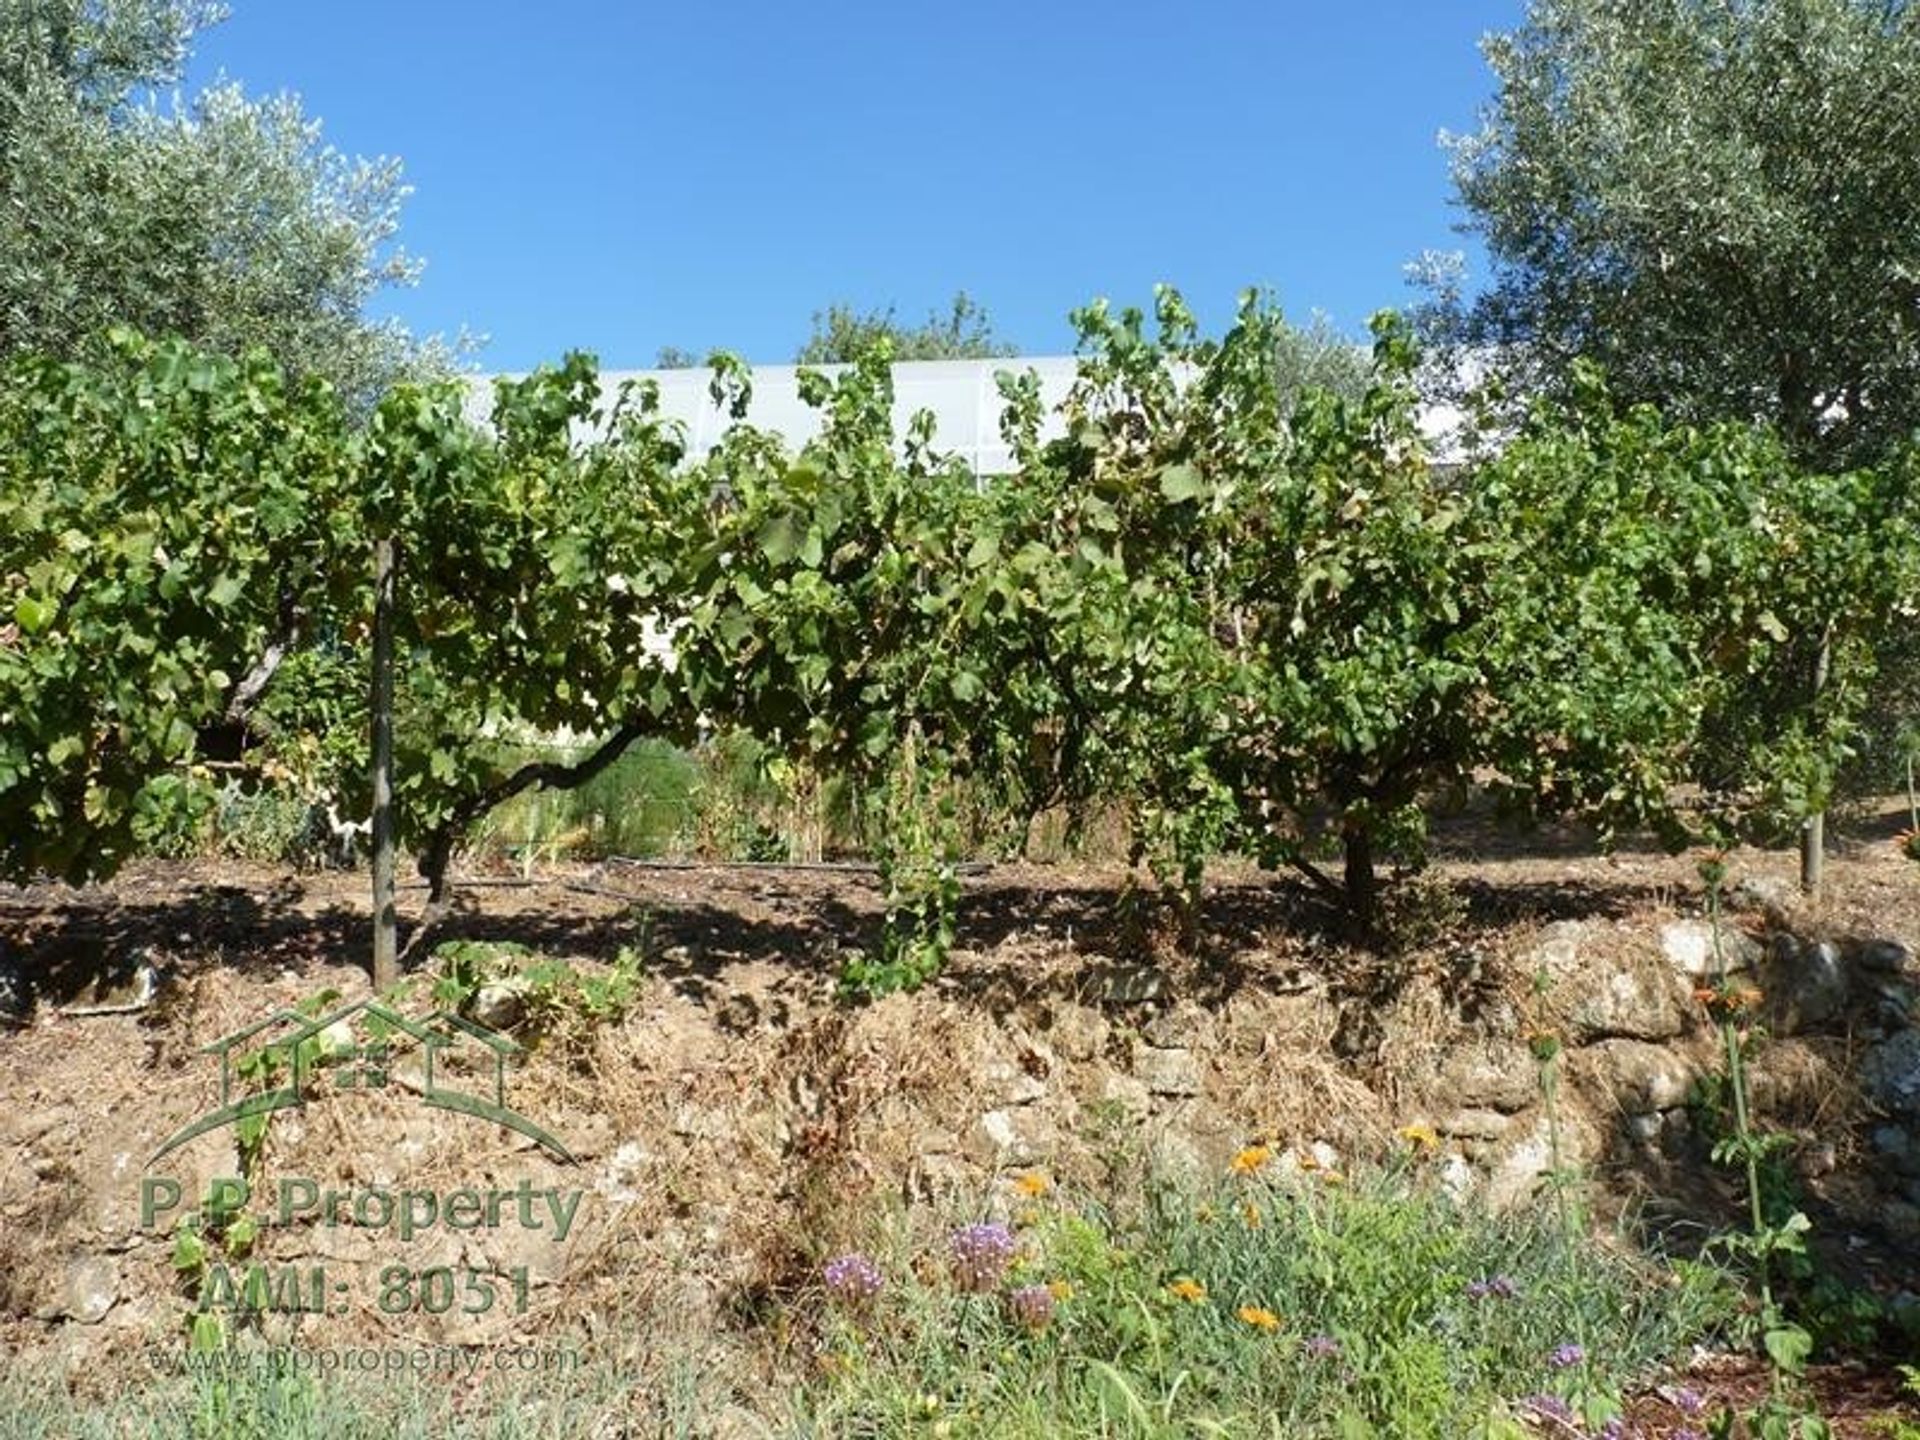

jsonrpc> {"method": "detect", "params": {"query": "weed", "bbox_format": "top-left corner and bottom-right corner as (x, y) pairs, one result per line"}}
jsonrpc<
(1695, 851), (1832, 1438)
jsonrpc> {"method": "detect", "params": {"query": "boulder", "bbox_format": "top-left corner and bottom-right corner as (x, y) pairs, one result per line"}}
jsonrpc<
(1761, 937), (1850, 1034)
(1133, 1047), (1203, 1098)
(1564, 960), (1691, 1042)
(1587, 1039), (1698, 1113)
(1660, 919), (1761, 979)
(1435, 1042), (1540, 1114)
(1855, 938), (1914, 976)
(1862, 1031), (1920, 1119)
(1437, 1108), (1513, 1141)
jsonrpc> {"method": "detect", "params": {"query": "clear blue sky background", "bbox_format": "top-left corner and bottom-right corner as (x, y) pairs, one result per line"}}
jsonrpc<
(185, 2), (1523, 371)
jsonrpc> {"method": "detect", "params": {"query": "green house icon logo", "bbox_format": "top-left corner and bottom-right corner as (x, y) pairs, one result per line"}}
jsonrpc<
(150, 997), (573, 1166)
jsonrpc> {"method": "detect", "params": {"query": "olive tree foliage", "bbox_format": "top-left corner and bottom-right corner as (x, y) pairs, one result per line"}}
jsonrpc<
(0, 0), (450, 407)
(796, 291), (1018, 364)
(1433, 0), (1920, 469)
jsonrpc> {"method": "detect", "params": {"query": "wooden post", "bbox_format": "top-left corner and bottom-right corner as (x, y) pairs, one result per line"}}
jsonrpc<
(1799, 627), (1831, 896)
(370, 536), (398, 991)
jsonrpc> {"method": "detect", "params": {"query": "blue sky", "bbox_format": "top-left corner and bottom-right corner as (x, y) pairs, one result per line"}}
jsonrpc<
(186, 2), (1523, 371)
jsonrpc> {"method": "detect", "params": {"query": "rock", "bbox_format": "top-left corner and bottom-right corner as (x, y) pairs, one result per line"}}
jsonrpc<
(595, 1140), (652, 1205)
(1731, 874), (1797, 918)
(1097, 1072), (1152, 1122)
(1527, 920), (1594, 982)
(983, 1061), (1048, 1107)
(1564, 959), (1691, 1042)
(967, 1109), (1054, 1166)
(0, 951), (31, 1024)
(1870, 1124), (1911, 1162)
(1862, 1031), (1920, 1119)
(1660, 920), (1760, 978)
(1145, 1129), (1205, 1182)
(1484, 1119), (1558, 1212)
(59, 1256), (119, 1324)
(1437, 1108), (1513, 1141)
(1134, 1047), (1202, 1098)
(468, 979), (531, 1032)
(1142, 1003), (1214, 1050)
(1875, 982), (1918, 1031)
(1885, 1200), (1920, 1238)
(1436, 1042), (1539, 1114)
(1483, 1113), (1596, 1212)
(1855, 939), (1913, 976)
(1438, 1154), (1476, 1203)
(1588, 1039), (1698, 1113)
(1762, 938), (1849, 1033)
(1046, 1006), (1107, 1062)
(670, 1104), (729, 1140)
(1624, 1113), (1664, 1143)
(1099, 967), (1164, 1004)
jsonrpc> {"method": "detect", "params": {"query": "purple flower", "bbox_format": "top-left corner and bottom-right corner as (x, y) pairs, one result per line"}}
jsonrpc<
(949, 1222), (1017, 1293)
(1465, 1274), (1521, 1300)
(1302, 1333), (1342, 1360)
(1521, 1394), (1576, 1426)
(1548, 1342), (1586, 1369)
(1006, 1283), (1055, 1331)
(1657, 1384), (1706, 1416)
(1598, 1421), (1634, 1440)
(822, 1252), (883, 1303)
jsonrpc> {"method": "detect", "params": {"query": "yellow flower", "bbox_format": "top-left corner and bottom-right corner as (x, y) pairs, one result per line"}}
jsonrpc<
(1296, 1149), (1320, 1171)
(1014, 1171), (1052, 1198)
(1168, 1278), (1208, 1303)
(1399, 1123), (1439, 1151)
(1241, 1201), (1262, 1228)
(1320, 1171), (1346, 1186)
(1195, 1202), (1217, 1224)
(1048, 1280), (1074, 1302)
(1231, 1144), (1273, 1175)
(1237, 1305), (1282, 1331)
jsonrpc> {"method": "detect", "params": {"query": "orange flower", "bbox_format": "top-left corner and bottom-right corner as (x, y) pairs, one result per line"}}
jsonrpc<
(1232, 1145), (1273, 1175)
(1168, 1278), (1208, 1303)
(1014, 1171), (1052, 1198)
(1296, 1149), (1320, 1171)
(1696, 983), (1764, 1017)
(1237, 1305), (1282, 1331)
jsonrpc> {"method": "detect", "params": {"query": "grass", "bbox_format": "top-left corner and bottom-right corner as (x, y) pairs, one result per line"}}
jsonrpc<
(791, 1152), (1739, 1438)
(0, 1152), (1744, 1439)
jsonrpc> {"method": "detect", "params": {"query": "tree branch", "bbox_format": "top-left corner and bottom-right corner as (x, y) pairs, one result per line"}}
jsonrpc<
(402, 720), (651, 964)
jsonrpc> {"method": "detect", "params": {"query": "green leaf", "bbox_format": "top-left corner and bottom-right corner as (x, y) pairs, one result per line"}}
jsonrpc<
(1159, 463), (1206, 503)
(1762, 1323), (1813, 1376)
(13, 595), (54, 635)
(757, 513), (801, 565)
(170, 1228), (207, 1274)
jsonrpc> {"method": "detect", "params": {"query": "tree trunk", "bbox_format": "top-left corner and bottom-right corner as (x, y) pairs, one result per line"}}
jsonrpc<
(370, 537), (398, 992)
(1342, 822), (1377, 932)
(1799, 626), (1831, 896)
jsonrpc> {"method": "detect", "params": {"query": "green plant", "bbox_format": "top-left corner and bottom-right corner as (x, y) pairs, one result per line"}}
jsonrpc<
(797, 1159), (1738, 1437)
(841, 729), (961, 998)
(1696, 853), (1831, 1438)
